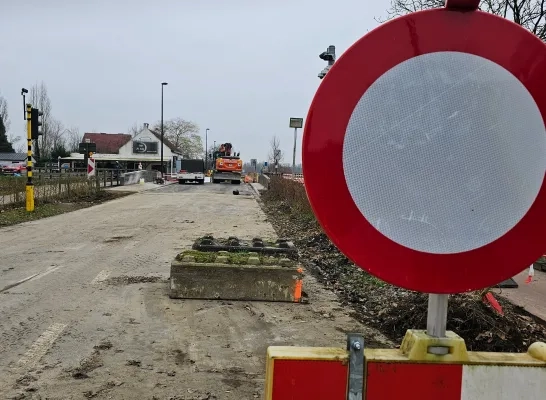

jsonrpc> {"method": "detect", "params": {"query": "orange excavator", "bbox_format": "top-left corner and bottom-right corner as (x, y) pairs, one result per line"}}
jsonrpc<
(211, 143), (242, 184)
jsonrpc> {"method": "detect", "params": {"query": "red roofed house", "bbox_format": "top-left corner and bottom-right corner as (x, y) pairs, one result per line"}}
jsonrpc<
(62, 124), (184, 173)
(81, 133), (132, 154)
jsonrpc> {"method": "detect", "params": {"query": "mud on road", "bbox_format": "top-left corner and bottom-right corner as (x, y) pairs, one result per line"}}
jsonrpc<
(0, 182), (389, 400)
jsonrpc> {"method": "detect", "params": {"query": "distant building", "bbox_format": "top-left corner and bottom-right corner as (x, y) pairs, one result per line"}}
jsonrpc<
(61, 123), (184, 172)
(82, 132), (132, 154)
(0, 153), (30, 167)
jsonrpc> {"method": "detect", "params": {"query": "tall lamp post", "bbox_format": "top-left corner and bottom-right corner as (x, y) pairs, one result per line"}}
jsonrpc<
(160, 82), (168, 180)
(205, 128), (209, 169)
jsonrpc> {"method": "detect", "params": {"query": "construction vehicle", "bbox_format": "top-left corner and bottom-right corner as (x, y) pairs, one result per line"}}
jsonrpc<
(211, 143), (242, 184)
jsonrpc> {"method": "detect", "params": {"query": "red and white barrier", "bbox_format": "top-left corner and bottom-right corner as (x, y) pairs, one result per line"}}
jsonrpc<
(526, 264), (535, 284)
(281, 173), (304, 185)
(87, 158), (95, 178)
(264, 331), (546, 400)
(366, 361), (545, 399)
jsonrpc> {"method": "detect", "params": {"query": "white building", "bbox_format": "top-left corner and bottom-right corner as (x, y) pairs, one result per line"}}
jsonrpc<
(61, 123), (184, 172)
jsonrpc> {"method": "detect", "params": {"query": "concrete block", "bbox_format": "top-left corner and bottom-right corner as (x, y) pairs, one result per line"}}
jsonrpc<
(279, 258), (292, 267)
(192, 236), (297, 256)
(248, 257), (260, 265)
(263, 257), (277, 265)
(169, 261), (304, 302)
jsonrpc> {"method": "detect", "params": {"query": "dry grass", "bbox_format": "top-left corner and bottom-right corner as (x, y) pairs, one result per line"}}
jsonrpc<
(260, 176), (546, 352)
(0, 191), (131, 227)
(264, 176), (313, 216)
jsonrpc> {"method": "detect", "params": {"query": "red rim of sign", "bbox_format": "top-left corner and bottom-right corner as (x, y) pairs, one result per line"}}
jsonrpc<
(302, 7), (546, 293)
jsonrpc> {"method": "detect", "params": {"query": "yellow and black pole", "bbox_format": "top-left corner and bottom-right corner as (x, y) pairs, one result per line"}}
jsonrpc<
(25, 103), (34, 212)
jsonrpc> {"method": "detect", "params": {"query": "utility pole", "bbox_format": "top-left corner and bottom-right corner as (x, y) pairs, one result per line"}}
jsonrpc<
(21, 88), (28, 120)
(160, 82), (168, 180)
(205, 128), (210, 169)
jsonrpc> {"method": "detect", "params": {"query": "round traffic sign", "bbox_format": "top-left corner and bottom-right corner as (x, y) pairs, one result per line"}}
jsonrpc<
(302, 6), (546, 293)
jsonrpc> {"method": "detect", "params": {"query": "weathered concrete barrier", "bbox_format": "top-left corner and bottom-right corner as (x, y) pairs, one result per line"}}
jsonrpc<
(258, 173), (270, 189)
(192, 236), (297, 256)
(120, 170), (156, 186)
(169, 250), (305, 302)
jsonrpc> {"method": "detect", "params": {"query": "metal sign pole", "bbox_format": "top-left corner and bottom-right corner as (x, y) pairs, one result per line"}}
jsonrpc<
(346, 333), (364, 400)
(289, 118), (304, 175)
(426, 293), (449, 355)
(292, 127), (297, 174)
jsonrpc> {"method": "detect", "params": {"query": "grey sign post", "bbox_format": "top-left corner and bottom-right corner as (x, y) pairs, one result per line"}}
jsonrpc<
(289, 118), (303, 174)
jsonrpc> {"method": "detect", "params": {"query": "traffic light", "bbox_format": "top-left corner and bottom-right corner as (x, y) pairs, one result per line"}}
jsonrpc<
(88, 151), (94, 158)
(31, 108), (43, 140)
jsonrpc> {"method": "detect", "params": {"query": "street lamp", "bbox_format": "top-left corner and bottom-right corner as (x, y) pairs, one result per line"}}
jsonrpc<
(318, 45), (336, 79)
(160, 81), (168, 180)
(205, 128), (209, 169)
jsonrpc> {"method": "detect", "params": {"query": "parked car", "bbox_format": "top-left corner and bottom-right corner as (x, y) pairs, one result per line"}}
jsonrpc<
(1, 164), (26, 175)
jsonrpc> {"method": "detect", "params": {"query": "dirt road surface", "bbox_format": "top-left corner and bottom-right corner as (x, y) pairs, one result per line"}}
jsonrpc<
(0, 183), (389, 400)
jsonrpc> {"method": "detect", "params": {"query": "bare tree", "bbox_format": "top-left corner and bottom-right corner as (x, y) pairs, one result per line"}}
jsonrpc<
(47, 118), (64, 150)
(65, 127), (82, 153)
(15, 142), (26, 153)
(128, 122), (141, 137)
(0, 94), (22, 153)
(8, 133), (22, 149)
(28, 82), (53, 160)
(379, 0), (546, 40)
(152, 117), (203, 158)
(0, 93), (10, 134)
(268, 135), (283, 173)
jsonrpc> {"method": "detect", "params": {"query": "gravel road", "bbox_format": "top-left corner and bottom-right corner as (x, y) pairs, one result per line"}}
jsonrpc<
(0, 182), (388, 400)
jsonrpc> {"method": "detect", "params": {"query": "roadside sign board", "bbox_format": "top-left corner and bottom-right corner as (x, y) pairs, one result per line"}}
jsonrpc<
(289, 118), (303, 129)
(79, 142), (96, 154)
(133, 141), (158, 154)
(302, 3), (546, 293)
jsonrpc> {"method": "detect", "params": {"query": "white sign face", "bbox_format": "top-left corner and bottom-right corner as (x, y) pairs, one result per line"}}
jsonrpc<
(289, 118), (304, 129)
(87, 158), (96, 177)
(342, 51), (546, 254)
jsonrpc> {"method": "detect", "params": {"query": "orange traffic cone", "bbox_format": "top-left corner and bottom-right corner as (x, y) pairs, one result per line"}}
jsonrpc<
(525, 265), (534, 284)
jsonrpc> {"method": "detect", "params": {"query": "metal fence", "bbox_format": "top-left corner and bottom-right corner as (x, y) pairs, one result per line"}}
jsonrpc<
(0, 169), (125, 210)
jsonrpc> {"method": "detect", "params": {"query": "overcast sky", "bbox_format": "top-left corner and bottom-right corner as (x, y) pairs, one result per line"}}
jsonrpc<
(1, 0), (391, 164)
